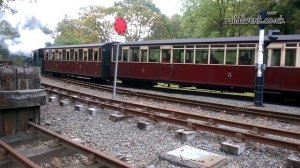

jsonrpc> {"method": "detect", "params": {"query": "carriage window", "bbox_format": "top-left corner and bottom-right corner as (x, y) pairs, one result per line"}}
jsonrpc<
(185, 49), (194, 63)
(55, 50), (59, 60)
(210, 49), (224, 64)
(238, 49), (255, 65)
(270, 49), (281, 66)
(99, 48), (102, 62)
(173, 45), (184, 48)
(66, 51), (70, 60)
(122, 49), (129, 62)
(47, 52), (51, 60)
(52, 52), (55, 60)
(285, 49), (296, 66)
(211, 45), (224, 48)
(227, 44), (237, 47)
(70, 50), (74, 61)
(173, 48), (184, 63)
(48, 52), (53, 60)
(44, 52), (48, 60)
(286, 43), (297, 47)
(141, 49), (148, 62)
(83, 51), (88, 61)
(239, 44), (255, 47)
(79, 49), (83, 61)
(112, 46), (122, 61)
(62, 50), (66, 60)
(186, 45), (194, 48)
(226, 49), (237, 65)
(162, 49), (171, 63)
(58, 52), (61, 60)
(149, 47), (160, 62)
(88, 49), (93, 61)
(195, 49), (208, 64)
(94, 50), (98, 61)
(74, 51), (78, 61)
(130, 48), (139, 62)
(196, 45), (208, 48)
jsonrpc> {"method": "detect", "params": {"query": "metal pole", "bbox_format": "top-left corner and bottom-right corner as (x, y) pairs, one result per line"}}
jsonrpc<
(254, 29), (265, 106)
(113, 42), (119, 99)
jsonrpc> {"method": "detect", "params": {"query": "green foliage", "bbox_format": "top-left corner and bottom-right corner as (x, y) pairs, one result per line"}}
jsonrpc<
(181, 0), (300, 38)
(0, 19), (19, 39)
(54, 0), (173, 44)
(54, 16), (98, 45)
(114, 0), (162, 41)
(0, 19), (19, 61)
(53, 0), (300, 44)
(0, 0), (17, 14)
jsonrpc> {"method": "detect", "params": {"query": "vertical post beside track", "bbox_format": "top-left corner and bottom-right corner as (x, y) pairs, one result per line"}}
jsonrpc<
(254, 10), (278, 107)
(113, 42), (120, 100)
(254, 28), (265, 107)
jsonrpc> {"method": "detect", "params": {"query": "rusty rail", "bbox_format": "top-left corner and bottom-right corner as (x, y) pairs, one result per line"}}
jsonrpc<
(42, 76), (300, 124)
(0, 140), (41, 168)
(43, 84), (300, 152)
(28, 122), (133, 168)
(42, 83), (300, 140)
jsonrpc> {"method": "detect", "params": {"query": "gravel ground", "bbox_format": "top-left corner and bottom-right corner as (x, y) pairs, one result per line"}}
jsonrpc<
(40, 77), (300, 167)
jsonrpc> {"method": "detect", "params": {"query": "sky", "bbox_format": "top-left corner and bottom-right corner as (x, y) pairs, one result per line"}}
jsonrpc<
(2, 0), (183, 55)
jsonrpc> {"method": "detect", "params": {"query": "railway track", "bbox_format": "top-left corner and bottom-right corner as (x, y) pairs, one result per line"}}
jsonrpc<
(0, 140), (40, 168)
(0, 122), (133, 168)
(42, 83), (300, 152)
(42, 76), (300, 124)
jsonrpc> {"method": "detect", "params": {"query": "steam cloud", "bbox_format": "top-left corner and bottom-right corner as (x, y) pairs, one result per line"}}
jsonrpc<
(3, 16), (53, 56)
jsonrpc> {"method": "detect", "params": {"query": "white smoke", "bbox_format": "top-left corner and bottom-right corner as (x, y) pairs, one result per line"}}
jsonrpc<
(4, 28), (53, 55)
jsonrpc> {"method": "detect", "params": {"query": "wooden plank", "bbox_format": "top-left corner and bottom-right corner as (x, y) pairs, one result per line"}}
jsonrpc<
(0, 112), (3, 137)
(3, 110), (16, 136)
(0, 89), (46, 110)
(16, 108), (28, 133)
(0, 67), (17, 91)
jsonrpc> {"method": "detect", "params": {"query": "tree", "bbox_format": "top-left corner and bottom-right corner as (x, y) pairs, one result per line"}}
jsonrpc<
(54, 16), (96, 45)
(79, 6), (116, 42)
(53, 0), (171, 44)
(147, 14), (185, 40)
(181, 0), (300, 38)
(0, 0), (16, 14)
(0, 19), (19, 60)
(114, 0), (163, 41)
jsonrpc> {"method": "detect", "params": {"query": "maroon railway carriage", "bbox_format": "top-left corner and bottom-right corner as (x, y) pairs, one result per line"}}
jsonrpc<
(43, 43), (112, 80)
(111, 35), (300, 95)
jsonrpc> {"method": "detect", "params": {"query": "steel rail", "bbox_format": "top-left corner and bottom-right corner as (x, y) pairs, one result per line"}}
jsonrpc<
(43, 84), (300, 140)
(42, 77), (300, 124)
(43, 84), (300, 151)
(0, 140), (41, 168)
(28, 122), (133, 168)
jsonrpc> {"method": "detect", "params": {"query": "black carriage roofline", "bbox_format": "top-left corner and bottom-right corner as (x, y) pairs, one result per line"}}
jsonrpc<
(44, 43), (108, 49)
(119, 34), (300, 46)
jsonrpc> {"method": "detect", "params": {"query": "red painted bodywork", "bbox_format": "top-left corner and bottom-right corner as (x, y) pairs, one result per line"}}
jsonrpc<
(113, 62), (300, 93)
(264, 67), (300, 92)
(44, 60), (101, 77)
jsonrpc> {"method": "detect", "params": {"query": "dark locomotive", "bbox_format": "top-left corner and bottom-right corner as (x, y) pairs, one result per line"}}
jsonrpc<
(32, 35), (300, 96)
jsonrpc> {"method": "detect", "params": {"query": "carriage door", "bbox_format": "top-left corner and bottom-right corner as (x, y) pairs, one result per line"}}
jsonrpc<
(159, 46), (172, 80)
(265, 43), (283, 89)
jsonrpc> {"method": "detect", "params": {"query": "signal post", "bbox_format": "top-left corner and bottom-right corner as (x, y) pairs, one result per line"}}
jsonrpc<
(112, 17), (127, 100)
(254, 10), (278, 107)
